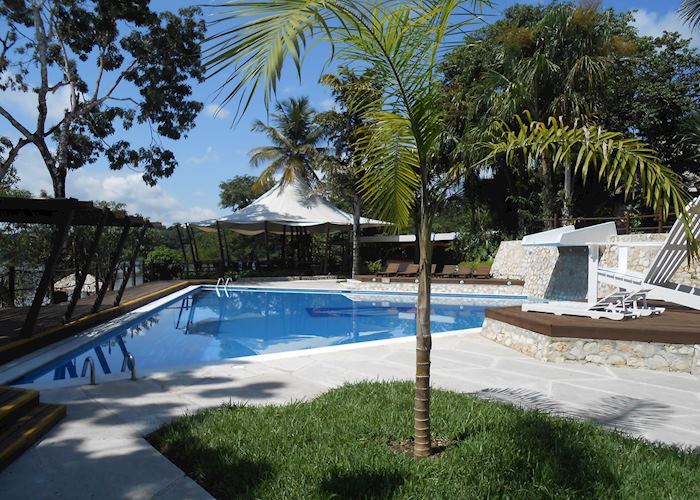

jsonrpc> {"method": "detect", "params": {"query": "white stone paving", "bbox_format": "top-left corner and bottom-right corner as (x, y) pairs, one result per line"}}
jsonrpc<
(1, 281), (699, 499)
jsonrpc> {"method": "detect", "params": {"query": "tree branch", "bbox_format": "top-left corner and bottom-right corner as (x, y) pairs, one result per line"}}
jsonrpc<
(0, 138), (30, 180)
(0, 105), (34, 139)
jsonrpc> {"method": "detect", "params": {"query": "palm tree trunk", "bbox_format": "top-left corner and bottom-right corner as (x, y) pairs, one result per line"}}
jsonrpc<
(351, 193), (362, 278)
(414, 209), (433, 457)
(563, 163), (573, 221)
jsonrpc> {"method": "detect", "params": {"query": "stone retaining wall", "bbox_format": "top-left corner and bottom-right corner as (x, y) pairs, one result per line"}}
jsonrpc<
(481, 317), (700, 374)
(346, 280), (524, 296)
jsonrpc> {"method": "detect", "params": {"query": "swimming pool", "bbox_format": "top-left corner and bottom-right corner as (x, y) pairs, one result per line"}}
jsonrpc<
(8, 287), (525, 388)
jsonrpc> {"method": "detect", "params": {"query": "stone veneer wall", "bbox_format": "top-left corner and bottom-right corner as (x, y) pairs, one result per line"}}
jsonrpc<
(481, 317), (700, 374)
(491, 241), (587, 300)
(491, 241), (530, 281)
(346, 280), (524, 296)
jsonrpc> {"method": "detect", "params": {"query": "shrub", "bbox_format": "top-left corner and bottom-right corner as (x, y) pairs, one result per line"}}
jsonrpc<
(365, 259), (383, 274)
(145, 246), (184, 281)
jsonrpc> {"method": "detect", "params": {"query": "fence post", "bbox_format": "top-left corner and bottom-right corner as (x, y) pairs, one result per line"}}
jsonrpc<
(624, 212), (631, 235)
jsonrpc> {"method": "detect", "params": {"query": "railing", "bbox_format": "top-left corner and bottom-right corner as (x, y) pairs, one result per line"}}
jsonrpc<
(542, 212), (676, 235)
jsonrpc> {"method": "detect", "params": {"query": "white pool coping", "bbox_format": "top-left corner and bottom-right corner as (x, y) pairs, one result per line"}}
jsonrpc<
(0, 282), (518, 387)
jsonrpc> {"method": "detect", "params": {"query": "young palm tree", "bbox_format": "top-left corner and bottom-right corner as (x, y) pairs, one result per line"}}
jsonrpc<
(207, 0), (483, 457)
(204, 1), (691, 457)
(248, 97), (326, 193)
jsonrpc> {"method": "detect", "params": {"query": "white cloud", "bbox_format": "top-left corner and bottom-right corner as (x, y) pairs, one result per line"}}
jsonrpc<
(0, 74), (72, 128)
(67, 171), (218, 225)
(632, 9), (698, 47)
(318, 98), (336, 111)
(186, 145), (220, 165)
(203, 103), (231, 120)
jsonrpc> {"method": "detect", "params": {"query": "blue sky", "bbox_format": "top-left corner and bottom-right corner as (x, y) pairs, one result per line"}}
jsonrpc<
(1, 0), (697, 224)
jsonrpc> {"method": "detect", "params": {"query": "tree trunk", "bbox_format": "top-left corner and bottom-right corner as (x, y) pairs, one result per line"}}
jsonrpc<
(541, 155), (555, 227)
(351, 193), (362, 278)
(414, 209), (433, 458)
(52, 169), (67, 198)
(562, 163), (573, 221)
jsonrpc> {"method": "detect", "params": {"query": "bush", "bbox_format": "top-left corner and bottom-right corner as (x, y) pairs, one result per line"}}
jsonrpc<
(365, 259), (383, 274)
(144, 246), (184, 281)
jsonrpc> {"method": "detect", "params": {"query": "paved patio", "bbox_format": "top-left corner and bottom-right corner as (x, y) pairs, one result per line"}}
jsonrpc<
(2, 329), (699, 499)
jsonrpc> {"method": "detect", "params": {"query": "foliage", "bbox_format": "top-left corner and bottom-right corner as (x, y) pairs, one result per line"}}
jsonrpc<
(0, 0), (205, 196)
(680, 0), (700, 30)
(150, 381), (700, 499)
(144, 246), (183, 281)
(365, 259), (382, 275)
(248, 97), (327, 193)
(219, 175), (257, 210)
(485, 114), (691, 222)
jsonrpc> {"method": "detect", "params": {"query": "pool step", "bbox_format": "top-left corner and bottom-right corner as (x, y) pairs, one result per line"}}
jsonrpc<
(0, 386), (65, 471)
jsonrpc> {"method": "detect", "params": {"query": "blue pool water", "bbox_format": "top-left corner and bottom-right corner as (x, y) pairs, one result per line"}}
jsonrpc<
(11, 288), (524, 387)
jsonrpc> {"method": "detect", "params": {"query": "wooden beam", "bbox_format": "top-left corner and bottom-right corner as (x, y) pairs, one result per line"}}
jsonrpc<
(114, 223), (149, 306)
(281, 226), (286, 265)
(186, 223), (200, 273)
(222, 226), (231, 270)
(63, 209), (107, 323)
(91, 221), (131, 313)
(324, 224), (330, 274)
(21, 207), (75, 337)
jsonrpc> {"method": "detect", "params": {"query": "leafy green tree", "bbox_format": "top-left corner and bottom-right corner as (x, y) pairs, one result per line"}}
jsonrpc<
(248, 97), (327, 193)
(0, 0), (205, 197)
(144, 246), (183, 281)
(443, 2), (635, 220)
(219, 175), (257, 210)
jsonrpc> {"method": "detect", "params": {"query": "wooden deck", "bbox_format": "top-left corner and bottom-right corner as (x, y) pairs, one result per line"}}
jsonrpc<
(486, 302), (700, 344)
(0, 280), (211, 364)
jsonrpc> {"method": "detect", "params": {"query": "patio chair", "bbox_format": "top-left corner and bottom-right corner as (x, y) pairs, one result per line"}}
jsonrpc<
(473, 264), (492, 279)
(597, 195), (700, 310)
(396, 263), (419, 277)
(435, 264), (458, 278)
(377, 262), (400, 276)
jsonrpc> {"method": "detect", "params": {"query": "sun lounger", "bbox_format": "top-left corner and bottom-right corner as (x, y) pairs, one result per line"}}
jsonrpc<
(451, 265), (473, 279)
(473, 265), (491, 279)
(378, 262), (400, 276)
(435, 264), (458, 278)
(396, 263), (419, 277)
(522, 289), (662, 320)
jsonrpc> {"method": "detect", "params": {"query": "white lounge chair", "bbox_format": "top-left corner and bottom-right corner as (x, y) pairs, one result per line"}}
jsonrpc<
(522, 289), (658, 321)
(597, 196), (700, 310)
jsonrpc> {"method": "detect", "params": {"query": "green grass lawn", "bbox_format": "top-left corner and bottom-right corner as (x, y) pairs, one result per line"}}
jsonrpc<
(149, 382), (700, 499)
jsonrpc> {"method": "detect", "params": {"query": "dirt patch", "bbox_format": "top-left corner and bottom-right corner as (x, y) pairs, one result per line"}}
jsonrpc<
(387, 438), (454, 458)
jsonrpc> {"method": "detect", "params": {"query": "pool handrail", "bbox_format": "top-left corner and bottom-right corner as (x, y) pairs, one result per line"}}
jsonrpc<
(81, 356), (96, 385)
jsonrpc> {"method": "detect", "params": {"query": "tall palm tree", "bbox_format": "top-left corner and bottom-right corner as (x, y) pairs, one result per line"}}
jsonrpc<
(248, 97), (326, 193)
(315, 69), (382, 278)
(204, 0), (690, 457)
(680, 0), (700, 29)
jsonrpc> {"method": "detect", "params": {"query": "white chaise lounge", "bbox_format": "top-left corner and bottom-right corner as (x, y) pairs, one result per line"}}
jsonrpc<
(597, 195), (700, 311)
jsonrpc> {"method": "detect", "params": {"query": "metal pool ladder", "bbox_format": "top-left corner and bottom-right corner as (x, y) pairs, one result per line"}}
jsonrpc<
(81, 356), (96, 385)
(215, 277), (233, 297)
(121, 352), (137, 381)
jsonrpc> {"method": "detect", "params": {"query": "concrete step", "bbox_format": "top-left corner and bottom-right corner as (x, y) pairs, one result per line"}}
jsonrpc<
(0, 386), (65, 471)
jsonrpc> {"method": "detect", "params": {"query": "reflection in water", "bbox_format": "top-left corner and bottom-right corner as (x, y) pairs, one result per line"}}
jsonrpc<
(14, 289), (524, 387)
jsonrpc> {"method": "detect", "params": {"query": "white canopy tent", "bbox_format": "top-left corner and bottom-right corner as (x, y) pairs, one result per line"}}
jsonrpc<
(192, 176), (386, 235)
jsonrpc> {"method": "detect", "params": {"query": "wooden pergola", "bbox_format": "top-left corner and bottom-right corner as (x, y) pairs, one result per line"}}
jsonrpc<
(0, 197), (162, 336)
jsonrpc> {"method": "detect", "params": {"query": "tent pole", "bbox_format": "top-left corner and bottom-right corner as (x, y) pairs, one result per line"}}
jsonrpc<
(64, 209), (107, 323)
(264, 221), (270, 267)
(282, 226), (286, 267)
(175, 224), (190, 277)
(186, 223), (200, 273)
(215, 221), (226, 274)
(222, 227), (231, 269)
(324, 224), (330, 274)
